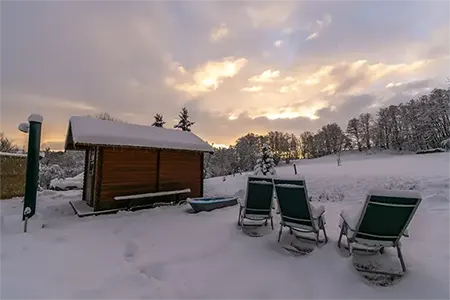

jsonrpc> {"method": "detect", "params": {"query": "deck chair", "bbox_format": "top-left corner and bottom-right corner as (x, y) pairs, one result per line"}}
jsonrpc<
(274, 177), (328, 246)
(238, 176), (274, 229)
(338, 189), (422, 276)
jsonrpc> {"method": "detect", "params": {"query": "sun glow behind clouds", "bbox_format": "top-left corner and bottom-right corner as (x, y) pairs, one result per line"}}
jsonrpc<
(168, 57), (248, 96)
(259, 102), (328, 121)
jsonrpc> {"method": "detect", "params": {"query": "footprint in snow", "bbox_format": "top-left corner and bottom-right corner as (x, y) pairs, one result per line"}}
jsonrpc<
(124, 241), (139, 262)
(54, 236), (67, 243)
(137, 262), (165, 281)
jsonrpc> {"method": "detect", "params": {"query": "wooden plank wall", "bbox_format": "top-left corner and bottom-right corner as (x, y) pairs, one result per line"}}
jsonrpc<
(97, 147), (203, 210)
(159, 151), (202, 197)
(98, 148), (158, 208)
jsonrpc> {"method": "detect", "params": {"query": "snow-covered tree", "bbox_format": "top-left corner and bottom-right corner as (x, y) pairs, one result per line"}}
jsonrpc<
(254, 144), (276, 176)
(173, 107), (195, 132)
(152, 113), (165, 128)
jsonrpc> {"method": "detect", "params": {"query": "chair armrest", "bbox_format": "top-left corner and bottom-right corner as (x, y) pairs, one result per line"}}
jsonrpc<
(340, 210), (358, 231)
(310, 204), (325, 219)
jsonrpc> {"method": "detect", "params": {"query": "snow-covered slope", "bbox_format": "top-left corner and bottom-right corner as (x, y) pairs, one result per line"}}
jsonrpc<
(1, 152), (449, 299)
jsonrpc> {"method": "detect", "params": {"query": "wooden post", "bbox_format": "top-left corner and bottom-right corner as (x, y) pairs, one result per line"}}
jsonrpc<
(200, 152), (204, 197)
(82, 149), (89, 201)
(293, 163), (297, 175)
(94, 147), (103, 211)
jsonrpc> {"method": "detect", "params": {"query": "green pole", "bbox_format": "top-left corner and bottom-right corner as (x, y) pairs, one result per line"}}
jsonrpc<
(22, 114), (43, 221)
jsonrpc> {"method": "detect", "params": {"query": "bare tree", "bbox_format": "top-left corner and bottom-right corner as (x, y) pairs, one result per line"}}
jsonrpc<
(359, 113), (372, 150)
(92, 112), (124, 122)
(0, 132), (19, 153)
(299, 131), (315, 158)
(235, 133), (261, 171)
(346, 118), (362, 151)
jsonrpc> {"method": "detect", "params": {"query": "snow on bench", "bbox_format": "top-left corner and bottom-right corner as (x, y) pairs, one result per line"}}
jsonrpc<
(0, 152), (27, 158)
(114, 189), (191, 201)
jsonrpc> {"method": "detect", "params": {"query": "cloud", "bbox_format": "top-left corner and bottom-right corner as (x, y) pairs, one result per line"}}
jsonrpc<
(305, 32), (319, 41)
(248, 69), (281, 83)
(167, 57), (248, 96)
(241, 86), (263, 92)
(281, 27), (294, 35)
(274, 40), (284, 47)
(1, 0), (448, 149)
(305, 13), (332, 41)
(316, 13), (332, 29)
(210, 23), (229, 42)
(245, 2), (300, 28)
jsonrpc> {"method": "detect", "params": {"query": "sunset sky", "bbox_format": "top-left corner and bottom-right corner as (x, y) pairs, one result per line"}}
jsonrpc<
(1, 1), (449, 150)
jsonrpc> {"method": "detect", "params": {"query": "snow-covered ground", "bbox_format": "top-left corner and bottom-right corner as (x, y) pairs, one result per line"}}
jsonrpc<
(1, 152), (449, 299)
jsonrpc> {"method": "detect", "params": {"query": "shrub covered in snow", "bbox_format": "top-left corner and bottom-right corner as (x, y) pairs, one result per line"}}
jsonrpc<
(39, 164), (65, 189)
(441, 138), (450, 150)
(38, 151), (85, 189)
(50, 172), (84, 191)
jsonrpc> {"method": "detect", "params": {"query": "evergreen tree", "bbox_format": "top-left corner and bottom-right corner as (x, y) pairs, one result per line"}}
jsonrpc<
(253, 144), (276, 176)
(152, 113), (166, 128)
(173, 107), (195, 131)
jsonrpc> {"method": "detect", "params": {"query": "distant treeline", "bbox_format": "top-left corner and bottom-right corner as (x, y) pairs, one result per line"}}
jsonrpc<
(204, 88), (450, 178)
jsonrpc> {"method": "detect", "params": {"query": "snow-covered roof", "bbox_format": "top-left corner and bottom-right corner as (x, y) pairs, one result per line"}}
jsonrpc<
(65, 116), (214, 153)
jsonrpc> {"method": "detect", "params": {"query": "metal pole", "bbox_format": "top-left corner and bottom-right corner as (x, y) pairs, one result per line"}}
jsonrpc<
(293, 163), (297, 175)
(22, 114), (43, 221)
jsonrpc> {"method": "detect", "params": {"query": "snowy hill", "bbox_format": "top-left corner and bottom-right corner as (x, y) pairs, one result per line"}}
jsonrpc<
(1, 152), (449, 299)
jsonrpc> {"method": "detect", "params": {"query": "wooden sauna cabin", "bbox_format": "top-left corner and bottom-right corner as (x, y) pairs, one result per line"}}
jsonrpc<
(64, 116), (214, 213)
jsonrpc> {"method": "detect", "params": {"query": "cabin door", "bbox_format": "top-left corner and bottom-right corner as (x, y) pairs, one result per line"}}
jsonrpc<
(84, 148), (96, 206)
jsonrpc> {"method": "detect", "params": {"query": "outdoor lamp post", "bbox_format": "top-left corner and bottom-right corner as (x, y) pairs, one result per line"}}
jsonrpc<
(18, 114), (43, 224)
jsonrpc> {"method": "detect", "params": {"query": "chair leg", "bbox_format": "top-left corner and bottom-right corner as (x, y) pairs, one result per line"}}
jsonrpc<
(397, 245), (407, 273)
(237, 206), (243, 226)
(277, 225), (283, 242)
(347, 240), (353, 256)
(315, 231), (320, 247)
(338, 222), (345, 248)
(322, 223), (328, 244)
(264, 219), (268, 226)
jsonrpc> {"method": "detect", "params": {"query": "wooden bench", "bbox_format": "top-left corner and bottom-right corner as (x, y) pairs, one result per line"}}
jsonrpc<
(114, 188), (191, 210)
